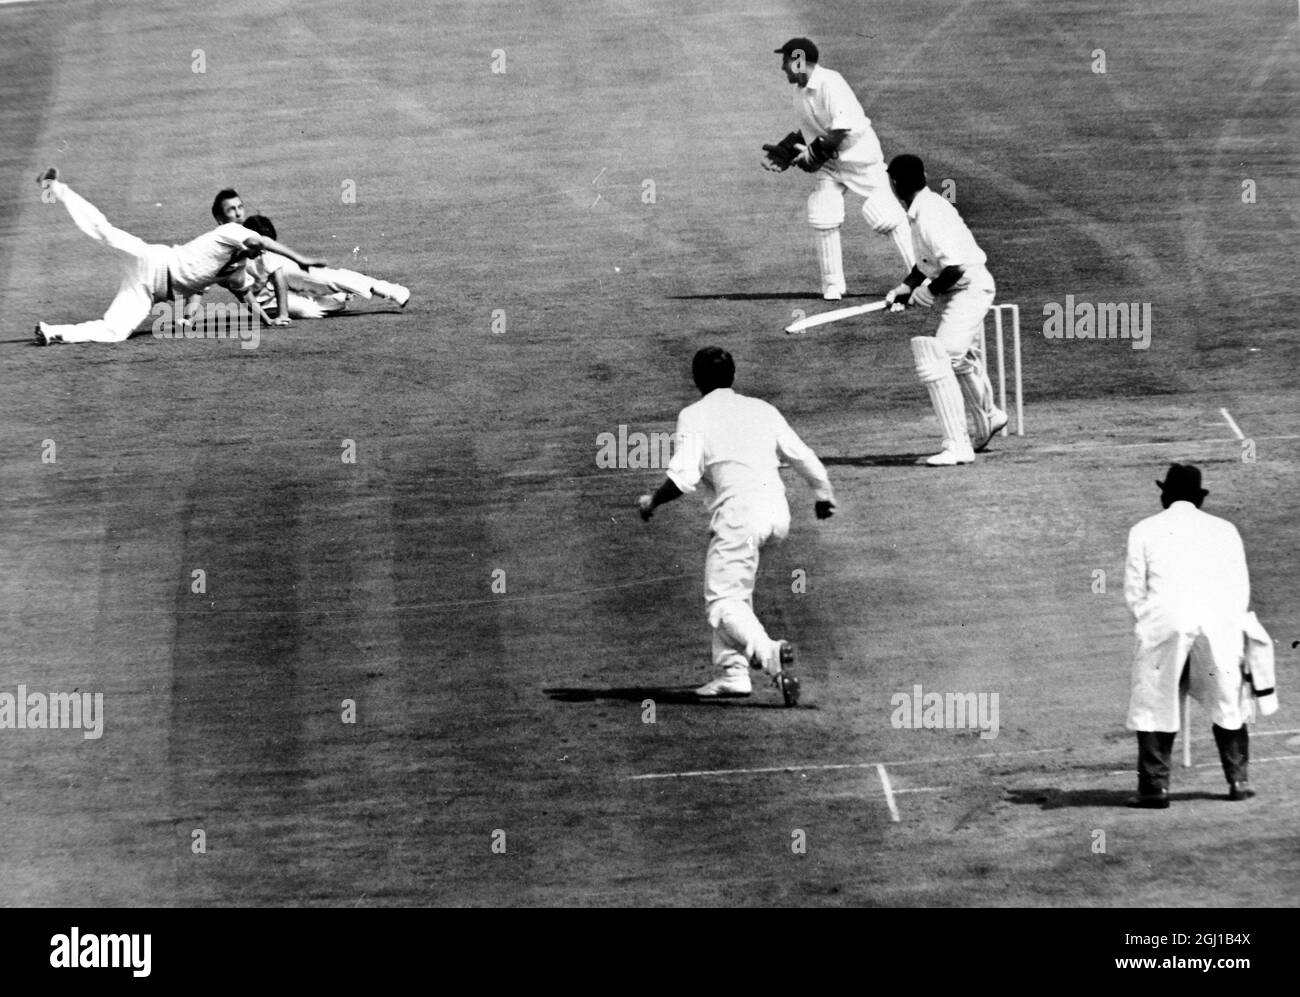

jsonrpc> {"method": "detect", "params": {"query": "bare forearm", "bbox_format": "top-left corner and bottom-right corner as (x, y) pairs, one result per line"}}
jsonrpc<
(274, 272), (290, 318)
(258, 236), (321, 269)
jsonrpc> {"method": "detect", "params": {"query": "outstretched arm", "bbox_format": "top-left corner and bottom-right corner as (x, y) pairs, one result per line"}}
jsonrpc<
(777, 420), (836, 517)
(244, 234), (327, 269)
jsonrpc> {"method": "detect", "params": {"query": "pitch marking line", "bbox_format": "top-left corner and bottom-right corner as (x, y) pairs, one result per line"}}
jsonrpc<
(627, 746), (1059, 781)
(877, 764), (901, 823)
(1183, 727), (1300, 750)
(1106, 752), (1300, 777)
(1219, 408), (1246, 440)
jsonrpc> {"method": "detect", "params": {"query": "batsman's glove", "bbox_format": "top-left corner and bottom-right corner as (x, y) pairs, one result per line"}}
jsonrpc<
(885, 280), (935, 310)
(815, 500), (836, 520)
(762, 131), (805, 172)
(793, 136), (837, 173)
(885, 282), (913, 312)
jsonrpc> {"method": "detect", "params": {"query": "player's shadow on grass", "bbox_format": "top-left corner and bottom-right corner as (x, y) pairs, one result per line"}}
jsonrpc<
(1003, 787), (1223, 809)
(544, 686), (800, 708)
(823, 454), (931, 467)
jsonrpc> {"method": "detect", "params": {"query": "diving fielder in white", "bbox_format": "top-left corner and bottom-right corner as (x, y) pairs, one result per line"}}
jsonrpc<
(1124, 464), (1275, 807)
(33, 169), (325, 345)
(884, 154), (1007, 466)
(637, 347), (836, 705)
(767, 38), (915, 301)
(211, 192), (410, 315)
(239, 215), (410, 320)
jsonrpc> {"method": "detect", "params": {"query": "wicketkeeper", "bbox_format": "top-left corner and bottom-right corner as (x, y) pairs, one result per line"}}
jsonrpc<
(763, 38), (915, 301)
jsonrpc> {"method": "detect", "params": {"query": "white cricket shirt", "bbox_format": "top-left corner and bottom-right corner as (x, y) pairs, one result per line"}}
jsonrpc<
(243, 250), (293, 307)
(167, 222), (256, 294)
(794, 64), (883, 165)
(666, 388), (835, 514)
(906, 187), (987, 279)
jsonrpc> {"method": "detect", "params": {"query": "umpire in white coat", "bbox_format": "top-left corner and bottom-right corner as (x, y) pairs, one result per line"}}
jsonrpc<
(1124, 464), (1262, 807)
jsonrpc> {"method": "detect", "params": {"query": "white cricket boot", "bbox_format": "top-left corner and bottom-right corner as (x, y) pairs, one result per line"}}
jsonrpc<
(924, 440), (976, 466)
(694, 664), (753, 698)
(372, 280), (410, 307)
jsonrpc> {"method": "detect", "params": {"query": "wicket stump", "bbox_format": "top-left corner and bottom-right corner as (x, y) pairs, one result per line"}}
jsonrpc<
(979, 303), (1025, 436)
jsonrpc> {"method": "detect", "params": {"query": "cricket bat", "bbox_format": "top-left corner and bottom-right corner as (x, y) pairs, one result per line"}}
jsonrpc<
(784, 299), (890, 335)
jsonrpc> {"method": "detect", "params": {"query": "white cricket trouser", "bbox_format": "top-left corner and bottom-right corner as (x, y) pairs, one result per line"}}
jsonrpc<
(933, 267), (999, 434)
(42, 182), (168, 343)
(933, 266), (996, 358)
(289, 267), (375, 299)
(281, 291), (348, 319)
(808, 156), (915, 271)
(704, 498), (791, 673)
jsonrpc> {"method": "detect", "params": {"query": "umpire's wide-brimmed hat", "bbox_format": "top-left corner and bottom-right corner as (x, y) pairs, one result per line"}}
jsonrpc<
(1157, 463), (1208, 503)
(775, 38), (818, 63)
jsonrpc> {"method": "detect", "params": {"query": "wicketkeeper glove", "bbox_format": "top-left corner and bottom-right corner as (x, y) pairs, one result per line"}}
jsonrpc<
(793, 136), (837, 173)
(762, 131), (805, 172)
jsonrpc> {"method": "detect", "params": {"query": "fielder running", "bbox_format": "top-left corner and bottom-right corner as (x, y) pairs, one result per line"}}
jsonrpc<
(764, 38), (915, 300)
(211, 190), (410, 315)
(883, 154), (1007, 466)
(637, 347), (837, 705)
(33, 170), (326, 345)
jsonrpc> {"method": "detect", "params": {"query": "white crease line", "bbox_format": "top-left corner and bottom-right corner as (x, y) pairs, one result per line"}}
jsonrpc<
(627, 747), (1060, 781)
(1182, 728), (1300, 749)
(893, 786), (950, 794)
(877, 764), (901, 822)
(1040, 435), (1300, 452)
(1219, 408), (1246, 440)
(1106, 753), (1300, 777)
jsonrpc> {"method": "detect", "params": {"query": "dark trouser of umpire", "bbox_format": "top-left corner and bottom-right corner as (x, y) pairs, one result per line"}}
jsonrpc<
(1136, 659), (1250, 796)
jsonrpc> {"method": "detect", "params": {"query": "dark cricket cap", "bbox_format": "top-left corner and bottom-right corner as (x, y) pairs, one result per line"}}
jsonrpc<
(1157, 463), (1208, 501)
(775, 38), (819, 63)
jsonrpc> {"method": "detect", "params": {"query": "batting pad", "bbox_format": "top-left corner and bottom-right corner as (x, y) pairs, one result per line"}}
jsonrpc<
(807, 180), (846, 228)
(859, 189), (904, 230)
(956, 368), (995, 440)
(910, 335), (951, 383)
(861, 191), (916, 268)
(814, 228), (844, 288)
(912, 336), (971, 448)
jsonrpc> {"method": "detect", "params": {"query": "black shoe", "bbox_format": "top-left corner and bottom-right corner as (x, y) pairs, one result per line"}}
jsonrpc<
(775, 641), (799, 707)
(1228, 781), (1256, 801)
(1128, 789), (1170, 809)
(37, 166), (58, 186)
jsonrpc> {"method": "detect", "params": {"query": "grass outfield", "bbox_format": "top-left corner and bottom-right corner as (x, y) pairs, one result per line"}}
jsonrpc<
(1, 0), (1297, 907)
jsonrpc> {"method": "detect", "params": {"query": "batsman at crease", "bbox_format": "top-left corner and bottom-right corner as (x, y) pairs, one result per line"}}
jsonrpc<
(883, 153), (1008, 466)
